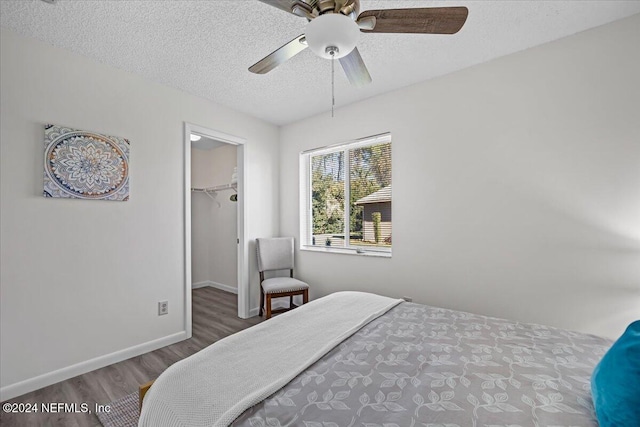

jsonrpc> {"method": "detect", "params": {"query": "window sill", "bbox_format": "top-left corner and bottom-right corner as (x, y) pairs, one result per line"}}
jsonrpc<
(300, 246), (392, 258)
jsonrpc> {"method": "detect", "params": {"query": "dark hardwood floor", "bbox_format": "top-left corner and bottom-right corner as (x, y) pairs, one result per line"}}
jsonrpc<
(0, 287), (263, 427)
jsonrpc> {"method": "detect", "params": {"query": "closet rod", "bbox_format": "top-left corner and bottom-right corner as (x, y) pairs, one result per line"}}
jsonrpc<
(191, 183), (237, 193)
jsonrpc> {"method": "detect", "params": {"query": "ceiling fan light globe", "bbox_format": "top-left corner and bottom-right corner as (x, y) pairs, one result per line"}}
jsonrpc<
(305, 14), (359, 59)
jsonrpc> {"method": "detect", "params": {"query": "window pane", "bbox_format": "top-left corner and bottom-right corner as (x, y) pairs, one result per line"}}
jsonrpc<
(311, 151), (345, 248)
(350, 142), (392, 248)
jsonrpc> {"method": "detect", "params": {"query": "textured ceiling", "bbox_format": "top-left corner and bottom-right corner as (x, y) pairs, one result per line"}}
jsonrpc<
(1, 1), (639, 125)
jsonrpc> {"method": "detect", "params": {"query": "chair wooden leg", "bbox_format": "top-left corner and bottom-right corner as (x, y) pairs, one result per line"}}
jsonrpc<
(259, 288), (264, 317)
(266, 294), (272, 319)
(303, 289), (309, 304)
(289, 295), (293, 309)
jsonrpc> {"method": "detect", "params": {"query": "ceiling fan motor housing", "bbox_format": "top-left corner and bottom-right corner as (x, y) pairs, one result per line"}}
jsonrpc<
(316, 0), (360, 20)
(305, 13), (360, 59)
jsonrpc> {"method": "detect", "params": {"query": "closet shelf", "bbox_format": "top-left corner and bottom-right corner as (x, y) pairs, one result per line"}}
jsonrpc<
(191, 183), (237, 194)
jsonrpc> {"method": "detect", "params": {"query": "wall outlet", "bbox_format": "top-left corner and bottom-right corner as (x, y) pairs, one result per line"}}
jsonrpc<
(158, 301), (168, 316)
(402, 296), (413, 302)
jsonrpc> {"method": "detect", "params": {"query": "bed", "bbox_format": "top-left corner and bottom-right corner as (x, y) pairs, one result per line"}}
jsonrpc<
(139, 292), (611, 427)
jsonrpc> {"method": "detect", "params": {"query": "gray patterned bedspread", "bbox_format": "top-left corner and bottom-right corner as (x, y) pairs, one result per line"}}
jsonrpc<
(233, 302), (611, 427)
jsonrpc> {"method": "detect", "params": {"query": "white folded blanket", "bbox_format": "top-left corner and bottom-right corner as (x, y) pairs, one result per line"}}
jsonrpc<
(138, 291), (402, 427)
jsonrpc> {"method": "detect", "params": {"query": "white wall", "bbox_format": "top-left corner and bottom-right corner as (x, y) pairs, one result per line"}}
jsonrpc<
(0, 29), (279, 399)
(279, 15), (640, 340)
(191, 145), (238, 290)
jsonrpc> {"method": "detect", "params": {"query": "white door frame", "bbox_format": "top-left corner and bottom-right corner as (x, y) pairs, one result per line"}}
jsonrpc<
(184, 122), (249, 338)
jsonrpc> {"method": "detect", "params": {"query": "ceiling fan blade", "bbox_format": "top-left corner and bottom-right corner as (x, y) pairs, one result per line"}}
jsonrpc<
(258, 0), (314, 18)
(339, 47), (372, 87)
(357, 7), (468, 34)
(249, 34), (308, 74)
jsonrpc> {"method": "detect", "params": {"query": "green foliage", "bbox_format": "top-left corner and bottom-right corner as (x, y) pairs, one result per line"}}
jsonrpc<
(311, 152), (344, 235)
(372, 212), (382, 243)
(368, 143), (392, 187)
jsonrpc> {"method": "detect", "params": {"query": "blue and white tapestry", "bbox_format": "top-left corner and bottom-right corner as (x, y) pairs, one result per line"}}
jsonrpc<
(43, 124), (130, 201)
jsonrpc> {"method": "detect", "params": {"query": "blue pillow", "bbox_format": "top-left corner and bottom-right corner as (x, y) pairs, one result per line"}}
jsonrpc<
(591, 320), (640, 427)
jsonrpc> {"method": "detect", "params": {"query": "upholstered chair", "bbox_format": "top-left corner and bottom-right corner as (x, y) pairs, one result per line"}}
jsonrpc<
(256, 237), (309, 319)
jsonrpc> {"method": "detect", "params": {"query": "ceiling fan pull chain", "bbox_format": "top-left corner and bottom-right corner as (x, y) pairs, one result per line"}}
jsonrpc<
(331, 54), (335, 118)
(326, 46), (338, 118)
(324, 45), (339, 117)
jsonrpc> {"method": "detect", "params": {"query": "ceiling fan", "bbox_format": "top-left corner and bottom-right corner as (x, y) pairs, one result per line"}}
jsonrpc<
(249, 0), (469, 87)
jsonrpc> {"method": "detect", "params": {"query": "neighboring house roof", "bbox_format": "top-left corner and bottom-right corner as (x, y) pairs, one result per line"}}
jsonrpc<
(355, 186), (392, 205)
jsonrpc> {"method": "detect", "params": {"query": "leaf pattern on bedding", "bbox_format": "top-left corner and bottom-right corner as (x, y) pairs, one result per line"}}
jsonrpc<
(232, 303), (610, 427)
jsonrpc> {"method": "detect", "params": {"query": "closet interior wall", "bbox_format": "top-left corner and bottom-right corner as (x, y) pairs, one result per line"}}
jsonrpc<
(191, 144), (238, 292)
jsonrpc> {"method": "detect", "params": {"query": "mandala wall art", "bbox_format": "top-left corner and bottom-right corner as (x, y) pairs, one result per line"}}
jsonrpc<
(43, 124), (130, 201)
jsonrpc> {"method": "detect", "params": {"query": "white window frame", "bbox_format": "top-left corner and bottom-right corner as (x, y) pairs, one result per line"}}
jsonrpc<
(299, 133), (392, 258)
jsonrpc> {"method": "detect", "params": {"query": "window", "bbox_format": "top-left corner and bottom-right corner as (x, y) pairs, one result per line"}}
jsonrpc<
(300, 133), (392, 256)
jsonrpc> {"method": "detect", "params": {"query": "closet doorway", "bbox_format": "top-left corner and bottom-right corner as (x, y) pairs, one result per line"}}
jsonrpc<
(183, 123), (248, 337)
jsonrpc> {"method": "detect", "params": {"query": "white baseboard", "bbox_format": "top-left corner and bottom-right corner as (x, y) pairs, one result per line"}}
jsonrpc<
(249, 307), (260, 317)
(0, 331), (187, 402)
(192, 280), (211, 289)
(192, 280), (238, 294)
